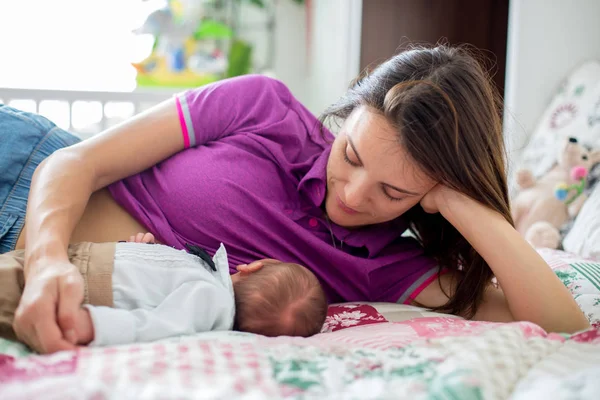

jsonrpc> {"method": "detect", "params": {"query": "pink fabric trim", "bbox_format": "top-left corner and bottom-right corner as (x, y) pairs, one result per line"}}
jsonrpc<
(403, 269), (450, 305)
(175, 96), (190, 149)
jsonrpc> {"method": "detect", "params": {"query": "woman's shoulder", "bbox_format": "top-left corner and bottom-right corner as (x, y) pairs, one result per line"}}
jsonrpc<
(184, 74), (293, 110)
(179, 74), (301, 136)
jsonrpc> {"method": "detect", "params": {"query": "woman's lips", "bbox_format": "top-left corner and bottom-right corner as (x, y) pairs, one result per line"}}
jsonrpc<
(336, 194), (359, 215)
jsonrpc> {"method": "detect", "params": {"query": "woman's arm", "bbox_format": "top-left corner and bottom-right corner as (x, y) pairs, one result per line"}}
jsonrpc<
(26, 99), (184, 267)
(15, 99), (185, 353)
(17, 75), (294, 352)
(416, 186), (589, 334)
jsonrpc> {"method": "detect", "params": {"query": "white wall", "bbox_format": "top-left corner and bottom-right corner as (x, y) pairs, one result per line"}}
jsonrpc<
(271, 0), (362, 117)
(503, 0), (600, 167)
(303, 0), (362, 116)
(271, 0), (309, 104)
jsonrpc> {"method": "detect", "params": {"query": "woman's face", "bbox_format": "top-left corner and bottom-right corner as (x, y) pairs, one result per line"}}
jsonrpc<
(325, 106), (436, 228)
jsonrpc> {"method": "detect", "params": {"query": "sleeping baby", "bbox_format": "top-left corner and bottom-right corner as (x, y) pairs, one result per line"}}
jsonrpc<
(0, 234), (328, 349)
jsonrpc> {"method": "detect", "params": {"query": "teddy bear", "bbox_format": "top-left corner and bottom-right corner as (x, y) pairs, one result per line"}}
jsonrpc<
(512, 136), (600, 248)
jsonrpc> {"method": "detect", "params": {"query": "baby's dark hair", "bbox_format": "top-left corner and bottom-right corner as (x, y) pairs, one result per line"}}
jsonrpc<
(233, 262), (328, 337)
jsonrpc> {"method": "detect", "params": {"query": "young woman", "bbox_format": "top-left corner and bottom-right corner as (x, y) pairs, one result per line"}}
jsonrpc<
(0, 45), (587, 353)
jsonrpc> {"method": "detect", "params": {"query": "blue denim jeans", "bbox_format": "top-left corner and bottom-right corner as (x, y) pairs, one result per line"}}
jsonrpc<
(0, 105), (81, 253)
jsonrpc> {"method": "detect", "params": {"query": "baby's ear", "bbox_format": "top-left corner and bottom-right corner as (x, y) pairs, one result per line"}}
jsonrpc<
(236, 260), (264, 274)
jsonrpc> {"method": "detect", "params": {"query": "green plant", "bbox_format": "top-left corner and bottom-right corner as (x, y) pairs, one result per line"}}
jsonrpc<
(198, 0), (305, 78)
(193, 19), (233, 40)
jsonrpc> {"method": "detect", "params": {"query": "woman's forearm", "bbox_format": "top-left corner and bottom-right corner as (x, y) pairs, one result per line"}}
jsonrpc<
(24, 149), (95, 275)
(438, 191), (589, 333)
(24, 100), (183, 275)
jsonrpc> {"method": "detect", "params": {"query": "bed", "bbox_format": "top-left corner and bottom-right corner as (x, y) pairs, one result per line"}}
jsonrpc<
(3, 36), (600, 400)
(1, 248), (599, 400)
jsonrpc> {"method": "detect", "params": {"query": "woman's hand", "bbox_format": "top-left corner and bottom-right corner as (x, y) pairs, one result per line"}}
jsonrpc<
(420, 184), (441, 213)
(420, 184), (461, 214)
(419, 182), (589, 333)
(14, 261), (84, 353)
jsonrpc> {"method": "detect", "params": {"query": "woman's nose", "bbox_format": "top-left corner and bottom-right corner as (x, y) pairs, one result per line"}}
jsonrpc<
(344, 178), (368, 208)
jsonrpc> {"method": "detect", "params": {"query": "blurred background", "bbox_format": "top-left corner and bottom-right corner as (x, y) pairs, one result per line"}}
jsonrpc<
(1, 0), (599, 169)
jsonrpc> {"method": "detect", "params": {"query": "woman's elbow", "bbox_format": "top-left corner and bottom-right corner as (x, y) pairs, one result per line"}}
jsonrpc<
(548, 315), (590, 335)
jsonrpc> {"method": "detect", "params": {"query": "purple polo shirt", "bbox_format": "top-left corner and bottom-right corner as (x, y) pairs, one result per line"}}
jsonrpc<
(109, 75), (437, 304)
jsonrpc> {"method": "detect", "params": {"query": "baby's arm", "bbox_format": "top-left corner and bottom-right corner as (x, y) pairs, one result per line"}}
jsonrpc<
(82, 281), (234, 346)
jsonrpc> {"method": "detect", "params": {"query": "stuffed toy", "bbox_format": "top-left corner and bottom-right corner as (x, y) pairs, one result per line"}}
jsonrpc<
(512, 136), (600, 248)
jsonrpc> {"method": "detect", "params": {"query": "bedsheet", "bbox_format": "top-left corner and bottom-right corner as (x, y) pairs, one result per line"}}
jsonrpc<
(1, 312), (599, 400)
(1, 248), (599, 399)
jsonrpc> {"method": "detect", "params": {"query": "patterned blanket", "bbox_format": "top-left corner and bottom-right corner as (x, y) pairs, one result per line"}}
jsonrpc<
(1, 249), (599, 399)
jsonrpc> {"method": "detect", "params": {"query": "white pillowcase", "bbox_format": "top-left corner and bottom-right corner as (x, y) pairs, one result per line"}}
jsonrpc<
(563, 183), (600, 258)
(518, 61), (600, 178)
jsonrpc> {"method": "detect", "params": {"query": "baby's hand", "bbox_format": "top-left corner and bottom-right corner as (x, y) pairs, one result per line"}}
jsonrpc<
(73, 307), (94, 345)
(128, 232), (156, 244)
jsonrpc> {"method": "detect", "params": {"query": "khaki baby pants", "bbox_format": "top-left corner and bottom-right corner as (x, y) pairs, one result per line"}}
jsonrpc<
(0, 242), (115, 341)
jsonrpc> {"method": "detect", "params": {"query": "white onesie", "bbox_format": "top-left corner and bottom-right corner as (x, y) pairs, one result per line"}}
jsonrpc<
(84, 242), (235, 346)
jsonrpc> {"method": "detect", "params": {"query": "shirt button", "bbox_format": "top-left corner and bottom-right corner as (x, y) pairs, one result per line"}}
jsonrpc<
(309, 218), (318, 227)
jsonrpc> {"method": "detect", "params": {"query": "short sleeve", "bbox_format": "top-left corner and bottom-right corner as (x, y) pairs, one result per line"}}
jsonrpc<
(368, 237), (439, 304)
(175, 74), (292, 148)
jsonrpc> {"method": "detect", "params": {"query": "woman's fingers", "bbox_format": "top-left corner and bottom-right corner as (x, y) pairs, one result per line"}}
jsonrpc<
(14, 288), (76, 354)
(14, 261), (84, 354)
(57, 272), (85, 344)
(35, 318), (77, 354)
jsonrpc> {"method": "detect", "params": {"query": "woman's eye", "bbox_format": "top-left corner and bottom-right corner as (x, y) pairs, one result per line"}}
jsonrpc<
(383, 189), (404, 202)
(343, 148), (360, 167)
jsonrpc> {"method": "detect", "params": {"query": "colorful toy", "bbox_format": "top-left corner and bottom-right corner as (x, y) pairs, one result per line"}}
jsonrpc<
(512, 137), (600, 249)
(132, 0), (232, 88)
(554, 166), (588, 204)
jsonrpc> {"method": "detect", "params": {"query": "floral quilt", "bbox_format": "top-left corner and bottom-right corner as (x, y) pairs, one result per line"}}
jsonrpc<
(0, 249), (599, 400)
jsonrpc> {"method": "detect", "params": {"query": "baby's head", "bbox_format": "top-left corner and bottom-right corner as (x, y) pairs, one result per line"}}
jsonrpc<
(232, 261), (327, 337)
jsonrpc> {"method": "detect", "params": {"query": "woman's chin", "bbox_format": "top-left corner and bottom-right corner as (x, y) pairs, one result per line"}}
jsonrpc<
(327, 206), (364, 228)
(325, 197), (374, 227)
(325, 204), (346, 225)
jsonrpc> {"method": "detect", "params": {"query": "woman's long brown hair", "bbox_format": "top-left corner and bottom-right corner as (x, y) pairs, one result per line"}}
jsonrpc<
(321, 45), (512, 318)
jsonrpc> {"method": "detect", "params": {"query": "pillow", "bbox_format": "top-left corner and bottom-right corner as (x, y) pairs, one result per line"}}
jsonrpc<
(518, 61), (600, 178)
(322, 303), (458, 333)
(325, 247), (600, 333)
(537, 248), (600, 328)
(366, 302), (460, 322)
(563, 184), (600, 258)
